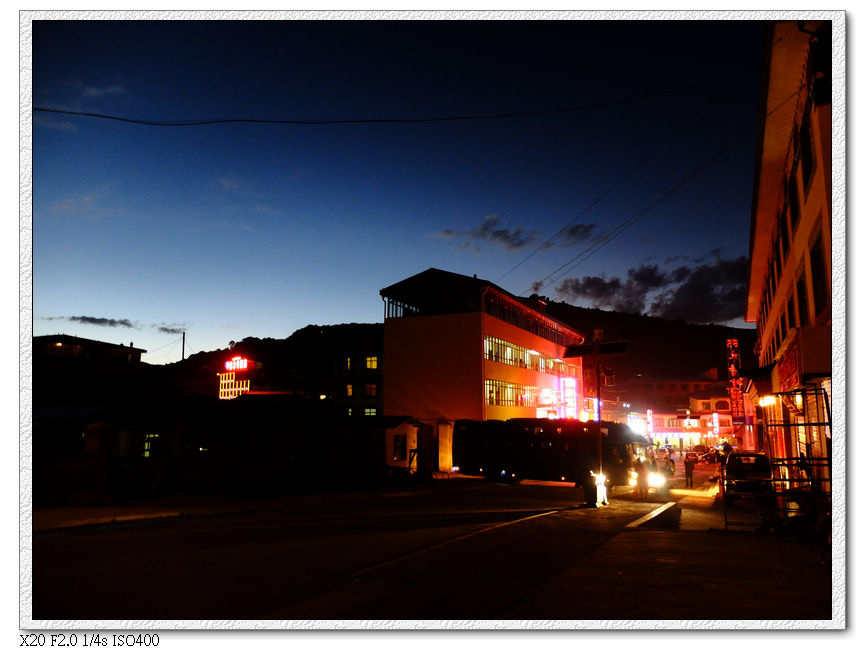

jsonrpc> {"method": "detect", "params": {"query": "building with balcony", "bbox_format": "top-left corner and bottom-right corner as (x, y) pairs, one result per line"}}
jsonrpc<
(380, 268), (586, 472)
(744, 20), (833, 472)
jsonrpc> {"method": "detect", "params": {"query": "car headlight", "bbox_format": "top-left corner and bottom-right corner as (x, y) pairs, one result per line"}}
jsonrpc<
(648, 472), (666, 488)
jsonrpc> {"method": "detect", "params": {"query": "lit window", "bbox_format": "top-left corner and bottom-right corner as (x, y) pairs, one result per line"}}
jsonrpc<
(364, 383), (377, 397)
(345, 356), (351, 370)
(346, 384), (353, 397)
(366, 356), (378, 369)
(364, 408), (377, 416)
(143, 433), (159, 458)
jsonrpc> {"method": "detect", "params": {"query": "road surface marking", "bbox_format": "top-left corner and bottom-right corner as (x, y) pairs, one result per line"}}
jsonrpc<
(625, 501), (678, 528)
(349, 509), (559, 578)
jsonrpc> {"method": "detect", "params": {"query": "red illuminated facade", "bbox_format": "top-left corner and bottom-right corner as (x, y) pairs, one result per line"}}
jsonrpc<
(380, 269), (586, 471)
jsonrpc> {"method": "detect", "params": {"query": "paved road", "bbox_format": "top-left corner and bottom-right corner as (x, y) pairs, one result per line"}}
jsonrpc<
(32, 481), (659, 620)
(30, 460), (833, 624)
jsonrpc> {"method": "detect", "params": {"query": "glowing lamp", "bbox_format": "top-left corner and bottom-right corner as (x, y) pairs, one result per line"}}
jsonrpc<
(648, 472), (666, 488)
(758, 395), (777, 407)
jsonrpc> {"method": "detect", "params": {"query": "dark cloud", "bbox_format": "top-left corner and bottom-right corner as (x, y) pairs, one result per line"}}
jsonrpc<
(670, 266), (691, 283)
(561, 223), (598, 245)
(551, 257), (747, 323)
(66, 316), (136, 328)
(157, 324), (185, 335)
(556, 264), (675, 314)
(435, 214), (540, 252)
(649, 257), (748, 323)
(556, 275), (625, 309)
(627, 264), (669, 289)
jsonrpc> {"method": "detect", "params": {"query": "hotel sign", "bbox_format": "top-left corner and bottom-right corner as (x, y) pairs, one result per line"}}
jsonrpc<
(225, 356), (251, 371)
(726, 339), (745, 426)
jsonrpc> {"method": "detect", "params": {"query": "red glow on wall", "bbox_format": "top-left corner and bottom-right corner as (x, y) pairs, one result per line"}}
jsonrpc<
(225, 356), (250, 371)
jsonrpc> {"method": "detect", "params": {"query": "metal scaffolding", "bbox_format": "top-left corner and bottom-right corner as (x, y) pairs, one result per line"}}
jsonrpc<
(722, 384), (831, 535)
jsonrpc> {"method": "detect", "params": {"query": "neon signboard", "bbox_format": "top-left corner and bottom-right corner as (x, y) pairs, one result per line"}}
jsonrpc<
(225, 356), (250, 371)
(560, 377), (578, 419)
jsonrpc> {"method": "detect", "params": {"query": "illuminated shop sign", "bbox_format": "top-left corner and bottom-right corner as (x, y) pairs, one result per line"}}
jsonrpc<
(225, 356), (251, 371)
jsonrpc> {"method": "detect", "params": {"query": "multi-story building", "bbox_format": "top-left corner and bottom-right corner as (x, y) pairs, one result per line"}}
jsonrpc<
(619, 374), (726, 413)
(744, 21), (833, 476)
(380, 268), (586, 472)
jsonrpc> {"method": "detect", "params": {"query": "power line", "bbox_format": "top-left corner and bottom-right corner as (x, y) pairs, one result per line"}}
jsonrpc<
(147, 338), (181, 362)
(33, 70), (755, 128)
(496, 96), (719, 284)
(524, 134), (750, 296)
(146, 335), (184, 354)
(519, 85), (803, 298)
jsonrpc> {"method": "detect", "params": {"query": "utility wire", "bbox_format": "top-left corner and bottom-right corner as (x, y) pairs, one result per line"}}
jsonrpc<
(521, 86), (804, 297)
(496, 96), (719, 284)
(148, 338), (181, 362)
(33, 70), (754, 127)
(146, 335), (184, 354)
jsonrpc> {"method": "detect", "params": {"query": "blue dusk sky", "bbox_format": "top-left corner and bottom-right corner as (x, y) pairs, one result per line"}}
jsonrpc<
(31, 16), (769, 364)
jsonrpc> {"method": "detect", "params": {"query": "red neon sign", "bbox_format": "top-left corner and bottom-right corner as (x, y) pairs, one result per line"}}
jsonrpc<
(225, 356), (250, 371)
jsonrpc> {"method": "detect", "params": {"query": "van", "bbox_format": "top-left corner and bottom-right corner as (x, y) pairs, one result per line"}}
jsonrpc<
(722, 451), (773, 503)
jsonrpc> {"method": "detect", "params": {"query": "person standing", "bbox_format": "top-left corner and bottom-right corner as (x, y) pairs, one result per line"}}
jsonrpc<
(634, 458), (649, 499)
(684, 455), (695, 488)
(577, 459), (597, 507)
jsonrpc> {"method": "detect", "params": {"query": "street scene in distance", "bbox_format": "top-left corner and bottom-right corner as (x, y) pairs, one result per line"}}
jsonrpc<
(27, 14), (838, 629)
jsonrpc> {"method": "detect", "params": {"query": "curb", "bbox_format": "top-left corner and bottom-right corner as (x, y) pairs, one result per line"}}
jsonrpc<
(625, 501), (681, 529)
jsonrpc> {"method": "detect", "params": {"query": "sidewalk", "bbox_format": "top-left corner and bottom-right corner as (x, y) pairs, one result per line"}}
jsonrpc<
(509, 482), (836, 623)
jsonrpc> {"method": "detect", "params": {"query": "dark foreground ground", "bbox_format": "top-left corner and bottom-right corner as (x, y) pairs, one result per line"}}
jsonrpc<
(26, 462), (837, 627)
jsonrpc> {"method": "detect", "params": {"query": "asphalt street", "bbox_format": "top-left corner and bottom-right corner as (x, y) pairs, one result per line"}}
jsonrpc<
(28, 461), (835, 625)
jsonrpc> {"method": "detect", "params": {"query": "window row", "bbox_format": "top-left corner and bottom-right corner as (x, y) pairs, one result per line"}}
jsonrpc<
(485, 379), (541, 408)
(483, 291), (580, 347)
(345, 407), (378, 416)
(344, 355), (380, 371)
(653, 418), (731, 429)
(345, 383), (378, 398)
(758, 231), (828, 366)
(484, 336), (579, 378)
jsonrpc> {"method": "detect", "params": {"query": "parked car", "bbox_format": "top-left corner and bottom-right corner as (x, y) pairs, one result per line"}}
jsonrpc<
(722, 451), (773, 503)
(684, 451), (699, 463)
(698, 451), (715, 464)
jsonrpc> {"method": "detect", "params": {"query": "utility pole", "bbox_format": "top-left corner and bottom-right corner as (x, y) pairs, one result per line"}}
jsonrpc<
(593, 327), (604, 478)
(182, 331), (186, 361)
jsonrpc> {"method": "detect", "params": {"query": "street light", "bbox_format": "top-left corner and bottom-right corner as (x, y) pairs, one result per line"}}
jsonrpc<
(593, 326), (604, 491)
